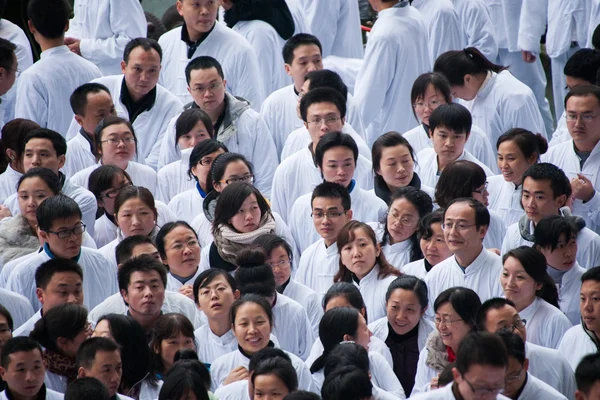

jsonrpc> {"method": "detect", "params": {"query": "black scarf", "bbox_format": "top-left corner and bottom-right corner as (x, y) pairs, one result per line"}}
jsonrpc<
(223, 0), (295, 40)
(120, 76), (157, 124)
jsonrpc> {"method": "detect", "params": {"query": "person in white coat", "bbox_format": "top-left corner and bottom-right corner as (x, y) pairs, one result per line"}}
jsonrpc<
(450, 0), (497, 62)
(354, 0), (430, 145)
(501, 246), (572, 349)
(0, 290), (34, 334)
(433, 48), (546, 148)
(500, 163), (600, 269)
(0, 337), (64, 400)
(158, 0), (264, 109)
(15, 0), (102, 136)
(574, 352), (600, 400)
(64, 0), (146, 76)
(157, 56), (277, 197)
(423, 198), (504, 321)
(289, 132), (386, 252)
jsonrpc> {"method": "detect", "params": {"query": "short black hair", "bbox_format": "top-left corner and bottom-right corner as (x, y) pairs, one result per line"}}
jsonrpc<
(115, 235), (157, 265)
(311, 181), (351, 211)
(70, 83), (112, 116)
(299, 87), (346, 122)
(36, 195), (82, 232)
(563, 49), (600, 84)
(435, 160), (486, 208)
(22, 128), (67, 157)
(475, 297), (517, 332)
(123, 37), (163, 63)
(315, 131), (359, 168)
(434, 286), (482, 330)
(65, 378), (110, 400)
(496, 331), (526, 365)
(251, 234), (294, 264)
(306, 70), (348, 101)
(35, 258), (83, 290)
(455, 332), (508, 374)
(251, 356), (298, 392)
(0, 304), (13, 331)
(185, 56), (224, 85)
(576, 352), (600, 395)
(248, 347), (291, 373)
(0, 37), (16, 70)
(443, 197), (490, 229)
(27, 0), (71, 39)
(118, 254), (168, 292)
(533, 215), (578, 251)
(193, 268), (237, 306)
(428, 103), (472, 137)
(158, 368), (209, 400)
(321, 366), (373, 400)
(582, 266), (600, 285)
(565, 85), (600, 109)
(282, 33), (322, 64)
(283, 391), (321, 400)
(0, 337), (42, 368)
(76, 337), (120, 370)
(410, 72), (452, 120)
(522, 163), (572, 199)
(385, 275), (428, 309)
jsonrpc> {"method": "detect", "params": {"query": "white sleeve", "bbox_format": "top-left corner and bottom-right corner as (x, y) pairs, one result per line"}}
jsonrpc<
(461, 0), (498, 61)
(230, 46), (265, 111)
(145, 99), (184, 171)
(518, 0), (549, 52)
(157, 116), (179, 170)
(248, 116), (277, 199)
(14, 73), (48, 128)
(427, 9), (464, 64)
(370, 352), (406, 399)
(305, 0), (339, 56)
(411, 348), (434, 396)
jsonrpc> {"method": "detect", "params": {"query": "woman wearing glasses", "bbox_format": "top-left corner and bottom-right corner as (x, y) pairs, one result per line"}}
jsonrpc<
(157, 109), (215, 204)
(168, 140), (228, 224)
(71, 116), (157, 194)
(412, 287), (481, 396)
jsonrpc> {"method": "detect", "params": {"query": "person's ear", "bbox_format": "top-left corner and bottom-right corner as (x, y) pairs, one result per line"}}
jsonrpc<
(234, 289), (241, 300)
(74, 114), (85, 128)
(36, 288), (45, 305)
(120, 289), (129, 304)
(0, 366), (6, 380)
(121, 61), (127, 75)
(284, 63), (292, 77)
(342, 333), (352, 342)
(28, 20), (36, 35)
(555, 194), (568, 208)
(39, 229), (49, 242)
(77, 367), (87, 378)
(452, 367), (461, 382)
(575, 390), (587, 400)
(341, 117), (346, 126)
(64, 20), (69, 33)
(375, 242), (381, 258)
(176, 0), (184, 16)
(345, 209), (353, 221)
(478, 225), (488, 240)
(57, 154), (66, 170)
(523, 358), (529, 372)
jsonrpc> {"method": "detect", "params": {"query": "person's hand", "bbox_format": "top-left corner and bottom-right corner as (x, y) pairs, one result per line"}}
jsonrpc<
(0, 205), (12, 220)
(522, 51), (537, 63)
(179, 285), (194, 300)
(430, 376), (440, 390)
(65, 38), (82, 55)
(487, 248), (501, 256)
(571, 174), (595, 202)
(223, 366), (249, 385)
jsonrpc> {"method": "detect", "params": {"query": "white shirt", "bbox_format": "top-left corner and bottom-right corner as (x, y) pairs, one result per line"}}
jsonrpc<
(0, 287), (35, 330)
(354, 5), (430, 145)
(6, 247), (117, 311)
(381, 239), (413, 272)
(65, 0), (146, 75)
(526, 342), (577, 399)
(558, 324), (598, 371)
(415, 148), (494, 188)
(411, 383), (510, 399)
(158, 23), (264, 109)
(369, 317), (435, 353)
(519, 297), (572, 349)
(13, 309), (41, 337)
(487, 175), (523, 228)
(168, 186), (204, 225)
(518, 373), (568, 400)
(289, 185), (387, 252)
(71, 161), (157, 195)
(0, 387), (64, 400)
(354, 266), (399, 323)
(271, 147), (373, 222)
(450, 0), (498, 61)
(283, 279), (323, 338)
(0, 164), (21, 204)
(14, 45), (102, 135)
(63, 132), (96, 178)
(295, 239), (339, 297)
(402, 259), (430, 280)
(424, 248), (504, 319)
(214, 380), (250, 400)
(156, 151), (196, 204)
(271, 293), (315, 360)
(194, 325), (237, 365)
(555, 263), (586, 325)
(166, 267), (202, 293)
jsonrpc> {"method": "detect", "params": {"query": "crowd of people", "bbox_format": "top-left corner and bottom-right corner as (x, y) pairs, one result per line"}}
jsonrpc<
(0, 0), (600, 399)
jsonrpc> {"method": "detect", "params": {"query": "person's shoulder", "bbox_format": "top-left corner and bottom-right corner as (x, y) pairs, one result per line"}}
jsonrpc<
(158, 26), (183, 45)
(156, 83), (184, 105)
(262, 85), (293, 107)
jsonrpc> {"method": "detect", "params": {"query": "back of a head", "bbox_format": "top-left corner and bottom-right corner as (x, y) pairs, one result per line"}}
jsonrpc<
(66, 377), (110, 400)
(235, 248), (276, 297)
(496, 330), (526, 365)
(284, 391), (322, 400)
(576, 352), (600, 396)
(0, 37), (15, 71)
(249, 347), (291, 372)
(323, 342), (369, 378)
(30, 303), (88, 353)
(159, 368), (210, 400)
(594, 24), (600, 50)
(435, 160), (486, 208)
(563, 49), (600, 84)
(306, 70), (348, 101)
(27, 0), (71, 39)
(321, 366), (373, 400)
(455, 332), (508, 375)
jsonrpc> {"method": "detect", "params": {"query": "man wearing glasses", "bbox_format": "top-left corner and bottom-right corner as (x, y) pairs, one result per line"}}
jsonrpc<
(476, 298), (576, 399)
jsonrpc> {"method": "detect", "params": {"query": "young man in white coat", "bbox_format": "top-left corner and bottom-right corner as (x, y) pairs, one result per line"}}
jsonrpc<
(574, 352), (600, 400)
(558, 266), (600, 371)
(423, 198), (504, 320)
(15, 0), (102, 136)
(157, 56), (277, 197)
(64, 0), (147, 76)
(354, 0), (430, 145)
(476, 297), (577, 399)
(501, 163), (600, 269)
(158, 0), (264, 109)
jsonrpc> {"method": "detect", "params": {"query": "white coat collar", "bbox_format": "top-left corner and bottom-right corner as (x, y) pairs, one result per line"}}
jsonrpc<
(356, 264), (380, 286)
(451, 247), (488, 274)
(476, 71), (496, 99)
(519, 297), (541, 322)
(385, 237), (412, 254)
(207, 326), (236, 346)
(322, 240), (339, 257)
(40, 45), (71, 59)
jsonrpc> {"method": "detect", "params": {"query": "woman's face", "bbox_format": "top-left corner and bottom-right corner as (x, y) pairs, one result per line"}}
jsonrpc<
(115, 197), (156, 237)
(99, 123), (136, 166)
(501, 256), (540, 310)
(0, 314), (13, 359)
(350, 313), (371, 351)
(435, 302), (472, 351)
(340, 228), (380, 280)
(191, 149), (225, 188)
(538, 233), (577, 272)
(229, 194), (262, 234)
(450, 75), (479, 101)
(497, 140), (536, 185)
(386, 289), (425, 335)
(419, 223), (452, 266)
(98, 175), (131, 215)
(413, 84), (447, 126)
(233, 302), (272, 356)
(267, 246), (292, 288)
(17, 176), (54, 226)
(386, 198), (420, 244)
(253, 373), (290, 400)
(92, 319), (114, 340)
(376, 145), (415, 190)
(155, 332), (195, 372)
(162, 226), (201, 277)
(61, 322), (92, 359)
(197, 274), (238, 320)
(213, 160), (252, 192)
(177, 120), (211, 151)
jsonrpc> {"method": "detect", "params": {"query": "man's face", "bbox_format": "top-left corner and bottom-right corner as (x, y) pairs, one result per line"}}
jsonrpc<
(75, 91), (116, 135)
(0, 350), (46, 398)
(176, 0), (220, 39)
(36, 271), (83, 313)
(121, 271), (165, 318)
(566, 94), (600, 152)
(304, 102), (344, 146)
(431, 127), (468, 166)
(0, 53), (17, 96)
(78, 350), (123, 397)
(503, 356), (527, 399)
(576, 381), (600, 400)
(320, 146), (356, 188)
(311, 196), (351, 246)
(483, 304), (527, 342)
(443, 202), (487, 258)
(121, 47), (161, 102)
(285, 44), (323, 90)
(537, 233), (577, 272)
(188, 67), (226, 113)
(23, 138), (65, 174)
(39, 217), (84, 259)
(580, 280), (600, 336)
(453, 364), (507, 400)
(521, 177), (565, 224)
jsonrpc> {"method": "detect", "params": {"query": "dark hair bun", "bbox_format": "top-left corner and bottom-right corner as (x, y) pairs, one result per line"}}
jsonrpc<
(236, 248), (267, 268)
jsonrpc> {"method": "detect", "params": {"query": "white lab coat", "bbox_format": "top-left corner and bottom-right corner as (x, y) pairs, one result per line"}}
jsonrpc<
(558, 324), (598, 371)
(549, 113), (569, 147)
(457, 70), (546, 148)
(526, 342), (577, 400)
(555, 263), (586, 326)
(166, 267), (202, 293)
(519, 373), (568, 400)
(156, 159), (195, 204)
(271, 292), (315, 360)
(401, 258), (430, 279)
(0, 251), (38, 287)
(403, 124), (497, 173)
(65, 0), (146, 76)
(87, 290), (203, 329)
(286, 0), (311, 35)
(542, 140), (600, 233)
(369, 317), (435, 353)
(487, 175), (523, 228)
(0, 287), (34, 330)
(71, 161), (157, 195)
(0, 164), (21, 204)
(63, 131), (96, 178)
(322, 56), (364, 96)
(411, 0), (464, 66)
(12, 309), (41, 337)
(519, 297), (572, 349)
(214, 380), (250, 400)
(501, 220), (600, 270)
(0, 388), (64, 400)
(415, 148), (494, 189)
(295, 239), (339, 297)
(289, 185), (387, 252)
(305, 335), (393, 370)
(354, 4), (430, 145)
(283, 279), (323, 338)
(450, 0), (498, 61)
(210, 348), (316, 392)
(168, 186), (205, 225)
(194, 325), (237, 365)
(281, 123), (371, 162)
(158, 23), (264, 109)
(410, 383), (510, 399)
(354, 266), (398, 322)
(6, 247), (118, 311)
(423, 248), (504, 319)
(271, 147), (373, 222)
(14, 45), (102, 136)
(305, 0), (363, 59)
(381, 239), (413, 272)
